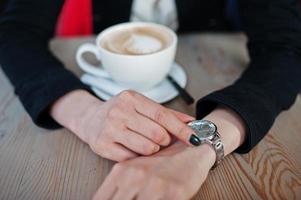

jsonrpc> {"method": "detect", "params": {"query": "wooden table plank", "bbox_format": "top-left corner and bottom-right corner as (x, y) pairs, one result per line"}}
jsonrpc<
(0, 34), (300, 200)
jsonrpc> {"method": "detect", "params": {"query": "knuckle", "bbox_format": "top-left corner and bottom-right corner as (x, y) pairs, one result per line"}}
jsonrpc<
(107, 107), (120, 119)
(99, 151), (114, 161)
(154, 107), (167, 123)
(151, 128), (167, 144)
(91, 139), (107, 156)
(141, 142), (158, 155)
(178, 123), (190, 138)
(113, 98), (125, 108)
(118, 90), (136, 101)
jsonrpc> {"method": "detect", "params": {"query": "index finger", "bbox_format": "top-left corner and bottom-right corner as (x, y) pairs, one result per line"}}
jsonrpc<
(132, 93), (201, 146)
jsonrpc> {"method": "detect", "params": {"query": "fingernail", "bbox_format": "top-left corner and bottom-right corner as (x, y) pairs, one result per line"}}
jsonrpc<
(154, 145), (160, 152)
(162, 136), (171, 146)
(189, 135), (201, 146)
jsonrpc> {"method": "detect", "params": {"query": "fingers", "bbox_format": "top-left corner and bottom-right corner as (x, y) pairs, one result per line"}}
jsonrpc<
(99, 143), (138, 162)
(133, 93), (200, 146)
(126, 112), (171, 146)
(93, 169), (118, 200)
(94, 164), (140, 200)
(90, 90), (199, 164)
(112, 187), (138, 200)
(168, 109), (195, 123)
(114, 129), (160, 156)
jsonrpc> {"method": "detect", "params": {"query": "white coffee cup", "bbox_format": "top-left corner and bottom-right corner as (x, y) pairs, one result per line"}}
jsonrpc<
(76, 22), (177, 91)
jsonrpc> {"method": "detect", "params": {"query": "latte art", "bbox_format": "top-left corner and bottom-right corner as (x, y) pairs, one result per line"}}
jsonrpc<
(124, 34), (162, 54)
(100, 27), (171, 55)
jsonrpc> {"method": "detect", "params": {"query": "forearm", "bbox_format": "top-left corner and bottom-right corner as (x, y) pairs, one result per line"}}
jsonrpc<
(196, 49), (301, 153)
(0, 0), (87, 129)
(195, 0), (301, 155)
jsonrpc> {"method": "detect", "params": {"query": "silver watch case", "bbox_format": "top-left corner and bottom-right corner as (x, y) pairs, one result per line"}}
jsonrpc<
(187, 120), (224, 169)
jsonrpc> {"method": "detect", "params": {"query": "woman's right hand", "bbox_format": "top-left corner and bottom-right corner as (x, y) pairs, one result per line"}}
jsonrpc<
(50, 89), (197, 162)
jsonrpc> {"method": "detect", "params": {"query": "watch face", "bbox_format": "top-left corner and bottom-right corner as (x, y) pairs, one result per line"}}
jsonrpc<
(187, 120), (216, 139)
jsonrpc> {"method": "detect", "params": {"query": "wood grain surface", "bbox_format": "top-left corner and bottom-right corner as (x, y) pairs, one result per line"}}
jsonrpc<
(0, 34), (300, 200)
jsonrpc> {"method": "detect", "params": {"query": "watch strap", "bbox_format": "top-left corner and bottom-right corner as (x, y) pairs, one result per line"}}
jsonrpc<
(207, 131), (224, 169)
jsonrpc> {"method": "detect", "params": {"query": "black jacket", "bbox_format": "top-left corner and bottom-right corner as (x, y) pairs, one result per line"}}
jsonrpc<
(0, 0), (300, 153)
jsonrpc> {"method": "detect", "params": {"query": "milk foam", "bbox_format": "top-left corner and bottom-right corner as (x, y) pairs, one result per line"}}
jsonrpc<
(124, 34), (162, 54)
(101, 27), (171, 55)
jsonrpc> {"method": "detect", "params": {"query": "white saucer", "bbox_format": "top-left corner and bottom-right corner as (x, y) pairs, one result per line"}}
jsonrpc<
(81, 62), (187, 104)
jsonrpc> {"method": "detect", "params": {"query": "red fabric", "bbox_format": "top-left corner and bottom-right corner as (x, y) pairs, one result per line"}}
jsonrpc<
(56, 0), (93, 37)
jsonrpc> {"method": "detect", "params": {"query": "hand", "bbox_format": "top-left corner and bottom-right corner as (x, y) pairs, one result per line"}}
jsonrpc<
(50, 90), (198, 162)
(93, 105), (247, 200)
(93, 142), (216, 200)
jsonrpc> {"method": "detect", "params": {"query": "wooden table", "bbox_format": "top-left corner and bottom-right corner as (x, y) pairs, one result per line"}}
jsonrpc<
(0, 34), (300, 200)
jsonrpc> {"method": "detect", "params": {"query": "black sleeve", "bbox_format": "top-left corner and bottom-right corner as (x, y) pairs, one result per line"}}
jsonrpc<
(0, 0), (91, 129)
(196, 0), (301, 153)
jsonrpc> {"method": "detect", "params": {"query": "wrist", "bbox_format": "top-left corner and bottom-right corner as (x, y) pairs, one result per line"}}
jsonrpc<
(50, 89), (103, 142)
(203, 105), (246, 156)
(183, 105), (246, 170)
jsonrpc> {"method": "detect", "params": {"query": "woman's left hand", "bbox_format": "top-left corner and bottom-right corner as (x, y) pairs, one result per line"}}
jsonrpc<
(93, 141), (216, 200)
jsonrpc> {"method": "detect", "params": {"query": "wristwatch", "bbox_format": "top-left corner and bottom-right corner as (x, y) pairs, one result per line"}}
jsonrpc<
(187, 120), (224, 169)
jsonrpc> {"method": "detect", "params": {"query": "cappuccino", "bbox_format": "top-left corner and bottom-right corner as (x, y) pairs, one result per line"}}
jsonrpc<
(76, 22), (177, 91)
(100, 27), (172, 55)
